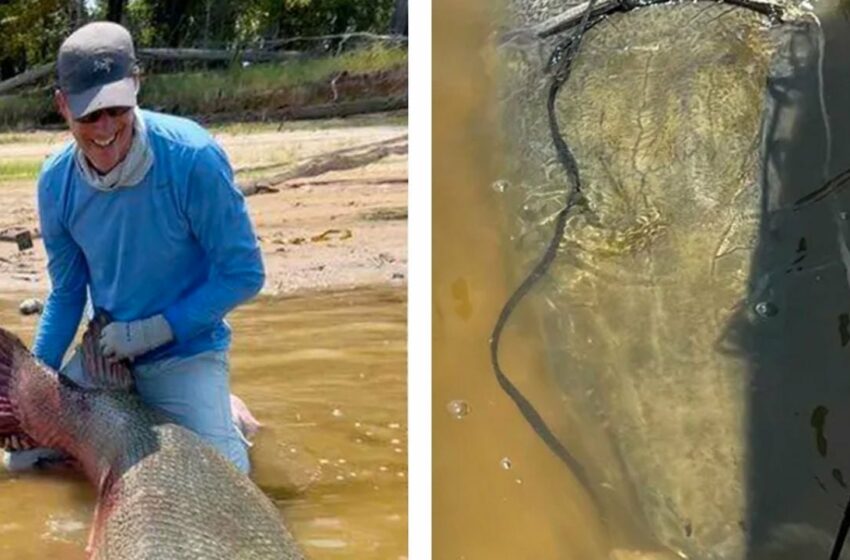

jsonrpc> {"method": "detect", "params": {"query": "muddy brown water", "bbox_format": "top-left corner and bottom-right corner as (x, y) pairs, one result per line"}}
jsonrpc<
(433, 1), (610, 558)
(0, 287), (407, 560)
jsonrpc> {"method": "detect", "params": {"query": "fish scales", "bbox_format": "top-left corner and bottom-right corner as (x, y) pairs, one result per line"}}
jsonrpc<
(0, 325), (304, 559)
(87, 396), (300, 559)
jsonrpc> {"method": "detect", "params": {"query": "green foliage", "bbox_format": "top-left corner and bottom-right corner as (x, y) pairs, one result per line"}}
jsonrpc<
(0, 90), (53, 129)
(334, 43), (407, 74)
(91, 0), (398, 49)
(0, 0), (407, 129)
(0, 158), (42, 181)
(0, 0), (72, 72)
(253, 0), (397, 39)
(0, 0), (400, 68)
(139, 43), (407, 115)
(124, 0), (157, 47)
(0, 45), (406, 129)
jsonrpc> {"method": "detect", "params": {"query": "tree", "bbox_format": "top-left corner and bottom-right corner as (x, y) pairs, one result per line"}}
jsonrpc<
(267, 0), (396, 45)
(389, 0), (406, 36)
(107, 0), (127, 23)
(149, 0), (199, 47)
(69, 0), (86, 28)
(0, 0), (70, 78)
(0, 0), (401, 79)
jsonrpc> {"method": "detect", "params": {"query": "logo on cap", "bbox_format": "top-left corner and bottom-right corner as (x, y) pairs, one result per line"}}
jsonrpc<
(93, 57), (114, 73)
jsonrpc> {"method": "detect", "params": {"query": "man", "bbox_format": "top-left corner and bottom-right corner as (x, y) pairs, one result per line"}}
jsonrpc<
(8, 21), (264, 473)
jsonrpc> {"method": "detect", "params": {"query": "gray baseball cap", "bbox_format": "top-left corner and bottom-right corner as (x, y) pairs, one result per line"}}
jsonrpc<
(57, 22), (138, 119)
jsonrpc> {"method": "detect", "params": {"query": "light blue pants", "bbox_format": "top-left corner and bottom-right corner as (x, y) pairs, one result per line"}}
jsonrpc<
(132, 350), (250, 474)
(7, 349), (249, 474)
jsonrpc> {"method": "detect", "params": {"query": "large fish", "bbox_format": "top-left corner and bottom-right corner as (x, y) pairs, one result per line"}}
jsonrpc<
(498, 0), (850, 558)
(0, 317), (305, 559)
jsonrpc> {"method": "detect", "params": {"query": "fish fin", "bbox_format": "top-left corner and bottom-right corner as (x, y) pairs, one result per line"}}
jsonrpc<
(79, 310), (135, 391)
(231, 393), (262, 440)
(87, 464), (119, 554)
(85, 502), (100, 555)
(0, 328), (40, 449)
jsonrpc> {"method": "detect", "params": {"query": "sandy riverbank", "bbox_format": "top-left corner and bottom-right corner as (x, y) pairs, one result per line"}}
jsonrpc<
(0, 115), (408, 301)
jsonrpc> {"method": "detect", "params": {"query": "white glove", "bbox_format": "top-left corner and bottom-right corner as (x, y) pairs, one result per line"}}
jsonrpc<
(99, 314), (174, 361)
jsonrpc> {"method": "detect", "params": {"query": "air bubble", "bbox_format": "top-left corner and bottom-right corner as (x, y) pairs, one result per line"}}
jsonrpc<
(446, 400), (470, 419)
(754, 301), (778, 318)
(492, 180), (510, 193)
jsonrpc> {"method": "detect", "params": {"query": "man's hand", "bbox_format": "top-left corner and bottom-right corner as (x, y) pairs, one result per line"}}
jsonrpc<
(99, 314), (174, 361)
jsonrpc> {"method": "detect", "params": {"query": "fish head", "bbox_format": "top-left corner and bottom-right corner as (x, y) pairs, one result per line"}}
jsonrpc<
(0, 328), (42, 451)
(0, 312), (133, 453)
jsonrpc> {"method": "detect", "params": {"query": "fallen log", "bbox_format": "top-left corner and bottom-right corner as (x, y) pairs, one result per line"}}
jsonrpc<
(137, 47), (308, 64)
(259, 33), (408, 50)
(234, 134), (408, 175)
(0, 63), (55, 95)
(238, 137), (408, 197)
(0, 48), (309, 95)
(274, 177), (407, 188)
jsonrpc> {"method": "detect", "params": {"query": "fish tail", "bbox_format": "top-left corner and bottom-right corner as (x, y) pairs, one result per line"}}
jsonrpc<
(0, 328), (38, 450)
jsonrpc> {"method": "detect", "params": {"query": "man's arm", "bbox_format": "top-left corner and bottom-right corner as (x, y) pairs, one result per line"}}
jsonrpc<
(33, 177), (88, 369)
(161, 142), (265, 343)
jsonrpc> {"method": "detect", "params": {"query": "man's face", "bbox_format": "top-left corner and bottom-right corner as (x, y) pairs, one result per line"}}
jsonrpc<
(55, 90), (135, 174)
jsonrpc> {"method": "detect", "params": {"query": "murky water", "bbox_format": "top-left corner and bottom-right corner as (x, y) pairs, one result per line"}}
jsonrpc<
(436, 0), (850, 558)
(433, 1), (609, 558)
(0, 287), (406, 559)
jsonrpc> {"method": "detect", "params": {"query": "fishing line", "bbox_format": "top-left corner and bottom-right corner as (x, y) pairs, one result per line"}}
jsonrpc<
(807, 10), (832, 183)
(832, 496), (850, 560)
(489, 0), (599, 502)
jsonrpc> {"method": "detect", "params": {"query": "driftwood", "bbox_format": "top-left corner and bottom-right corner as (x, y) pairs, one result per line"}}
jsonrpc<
(238, 135), (408, 196)
(137, 47), (307, 64)
(285, 177), (408, 188)
(0, 63), (55, 95)
(234, 134), (407, 175)
(259, 33), (408, 50)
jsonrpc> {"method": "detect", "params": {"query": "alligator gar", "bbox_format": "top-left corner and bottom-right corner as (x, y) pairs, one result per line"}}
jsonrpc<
(497, 0), (850, 558)
(0, 319), (305, 559)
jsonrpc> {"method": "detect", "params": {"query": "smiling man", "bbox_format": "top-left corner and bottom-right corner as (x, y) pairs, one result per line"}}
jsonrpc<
(10, 21), (265, 473)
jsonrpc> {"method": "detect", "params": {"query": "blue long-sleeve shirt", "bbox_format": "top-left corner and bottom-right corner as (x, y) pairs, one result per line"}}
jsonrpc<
(34, 110), (265, 369)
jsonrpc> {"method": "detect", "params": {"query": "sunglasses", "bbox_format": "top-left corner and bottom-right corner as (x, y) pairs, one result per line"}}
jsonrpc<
(75, 106), (133, 124)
